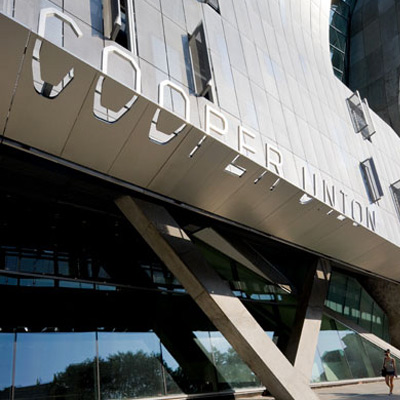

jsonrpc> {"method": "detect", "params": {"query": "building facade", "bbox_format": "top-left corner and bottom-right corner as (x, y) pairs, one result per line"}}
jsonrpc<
(1, 1), (400, 400)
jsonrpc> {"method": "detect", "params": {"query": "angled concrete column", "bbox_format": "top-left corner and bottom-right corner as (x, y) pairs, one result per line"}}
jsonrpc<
(115, 196), (321, 400)
(286, 259), (331, 381)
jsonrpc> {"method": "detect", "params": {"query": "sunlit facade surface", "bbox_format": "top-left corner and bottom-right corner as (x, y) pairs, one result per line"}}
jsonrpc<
(1, 0), (400, 399)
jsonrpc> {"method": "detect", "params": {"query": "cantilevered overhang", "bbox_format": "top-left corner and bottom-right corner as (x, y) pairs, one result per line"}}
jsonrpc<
(1, 13), (399, 281)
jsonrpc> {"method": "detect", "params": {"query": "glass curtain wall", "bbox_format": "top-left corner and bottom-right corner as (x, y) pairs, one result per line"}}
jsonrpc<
(325, 270), (390, 341)
(312, 315), (398, 383)
(329, 0), (357, 82)
(0, 329), (262, 400)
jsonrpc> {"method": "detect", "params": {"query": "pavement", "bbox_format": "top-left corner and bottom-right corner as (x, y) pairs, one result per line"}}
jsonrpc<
(314, 380), (400, 399)
(241, 381), (400, 400)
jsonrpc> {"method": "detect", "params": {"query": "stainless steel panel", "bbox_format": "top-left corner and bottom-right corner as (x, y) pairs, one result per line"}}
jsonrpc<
(148, 134), (242, 210)
(0, 13), (30, 134)
(61, 79), (150, 172)
(4, 34), (97, 155)
(109, 108), (193, 187)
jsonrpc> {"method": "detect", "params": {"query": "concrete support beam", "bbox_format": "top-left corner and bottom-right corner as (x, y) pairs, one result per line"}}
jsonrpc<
(115, 196), (320, 400)
(287, 260), (331, 381)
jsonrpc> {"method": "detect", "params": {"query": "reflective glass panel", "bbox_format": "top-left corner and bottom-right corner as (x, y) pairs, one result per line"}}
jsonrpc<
(4, 255), (18, 271)
(371, 302), (384, 338)
(330, 28), (346, 52)
(326, 272), (347, 313)
(336, 324), (370, 378)
(311, 347), (327, 383)
(343, 277), (361, 322)
(0, 334), (13, 400)
(326, 271), (390, 342)
(20, 256), (54, 274)
(361, 338), (393, 376)
(159, 344), (184, 395)
(330, 0), (350, 18)
(317, 317), (352, 381)
(0, 275), (17, 286)
(331, 13), (348, 34)
(359, 289), (374, 331)
(14, 332), (97, 400)
(312, 315), (399, 383)
(98, 332), (164, 399)
(209, 332), (260, 389)
(331, 49), (345, 72)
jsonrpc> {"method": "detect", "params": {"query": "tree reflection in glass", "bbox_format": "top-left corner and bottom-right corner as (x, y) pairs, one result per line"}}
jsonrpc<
(0, 334), (13, 400)
(14, 332), (97, 400)
(98, 332), (164, 399)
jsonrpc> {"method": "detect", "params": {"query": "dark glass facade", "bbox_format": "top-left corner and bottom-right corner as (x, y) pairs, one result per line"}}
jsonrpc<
(325, 270), (390, 341)
(329, 0), (357, 82)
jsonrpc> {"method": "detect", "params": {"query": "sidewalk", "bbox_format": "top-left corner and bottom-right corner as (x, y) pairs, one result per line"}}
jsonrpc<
(314, 380), (400, 399)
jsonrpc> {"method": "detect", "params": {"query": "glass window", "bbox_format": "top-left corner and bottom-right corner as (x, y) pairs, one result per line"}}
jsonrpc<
(159, 344), (184, 395)
(0, 274), (18, 286)
(330, 29), (346, 53)
(329, 0), (356, 83)
(325, 271), (347, 313)
(204, 0), (220, 13)
(360, 158), (384, 203)
(14, 332), (97, 400)
(390, 179), (400, 220)
(98, 332), (164, 399)
(359, 289), (374, 331)
(4, 255), (18, 271)
(103, 0), (136, 52)
(344, 277), (361, 322)
(20, 255), (54, 275)
(188, 24), (213, 101)
(326, 270), (390, 342)
(331, 48), (345, 71)
(330, 13), (348, 35)
(330, 0), (350, 18)
(333, 68), (344, 81)
(0, 334), (14, 400)
(57, 257), (70, 276)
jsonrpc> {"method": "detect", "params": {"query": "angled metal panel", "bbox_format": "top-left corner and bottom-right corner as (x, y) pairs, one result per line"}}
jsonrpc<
(0, 13), (30, 134)
(61, 78), (150, 172)
(214, 170), (286, 227)
(270, 201), (342, 244)
(4, 34), (97, 155)
(108, 111), (195, 187)
(148, 137), (248, 211)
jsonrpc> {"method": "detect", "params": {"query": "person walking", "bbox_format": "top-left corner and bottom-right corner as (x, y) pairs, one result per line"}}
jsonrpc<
(383, 349), (397, 395)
